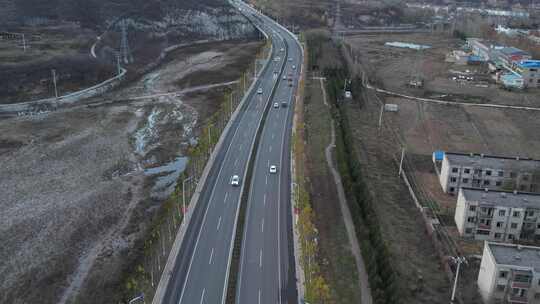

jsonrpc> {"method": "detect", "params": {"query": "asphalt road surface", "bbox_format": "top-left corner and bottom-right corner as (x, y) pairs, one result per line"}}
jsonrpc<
(234, 4), (302, 304)
(160, 1), (301, 303)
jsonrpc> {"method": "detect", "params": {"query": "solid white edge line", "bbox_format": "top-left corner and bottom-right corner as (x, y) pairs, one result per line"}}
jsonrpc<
(230, 14), (287, 304)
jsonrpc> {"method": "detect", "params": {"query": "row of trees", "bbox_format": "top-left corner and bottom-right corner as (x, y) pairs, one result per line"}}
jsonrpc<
(326, 66), (400, 304)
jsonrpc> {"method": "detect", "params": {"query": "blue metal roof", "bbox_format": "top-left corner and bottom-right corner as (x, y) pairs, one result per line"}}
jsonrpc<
(518, 60), (540, 68)
(468, 55), (483, 61)
(433, 151), (445, 161)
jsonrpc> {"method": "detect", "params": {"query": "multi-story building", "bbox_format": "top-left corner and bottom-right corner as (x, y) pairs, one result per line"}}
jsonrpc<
(515, 60), (540, 88)
(439, 152), (540, 195)
(478, 242), (540, 304)
(455, 187), (540, 242)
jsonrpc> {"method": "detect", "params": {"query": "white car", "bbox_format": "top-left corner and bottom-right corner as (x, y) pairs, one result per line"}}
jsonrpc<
(288, 57), (292, 62)
(257, 88), (263, 94)
(280, 48), (284, 52)
(292, 65), (296, 70)
(274, 57), (281, 62)
(283, 75), (287, 80)
(269, 165), (277, 174)
(231, 175), (240, 186)
(273, 102), (279, 108)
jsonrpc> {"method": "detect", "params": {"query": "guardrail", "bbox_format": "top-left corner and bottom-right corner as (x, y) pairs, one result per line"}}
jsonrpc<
(0, 67), (127, 116)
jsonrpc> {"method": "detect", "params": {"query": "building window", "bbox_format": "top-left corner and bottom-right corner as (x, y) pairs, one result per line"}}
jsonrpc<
(469, 206), (476, 211)
(514, 274), (531, 283)
(523, 175), (529, 181)
(499, 210), (506, 216)
(494, 233), (502, 239)
(463, 178), (469, 183)
(452, 167), (459, 173)
(497, 284), (505, 291)
(511, 223), (518, 229)
(496, 222), (503, 228)
(474, 169), (482, 175)
(528, 211), (534, 217)
(467, 217), (476, 223)
(513, 211), (521, 217)
(520, 185), (527, 191)
(496, 181), (502, 186)
(510, 172), (517, 178)
(498, 171), (504, 177)
(499, 271), (508, 278)
(477, 230), (490, 235)
(449, 187), (455, 193)
(450, 177), (457, 183)
(535, 292), (540, 299)
(464, 168), (471, 174)
(484, 180), (490, 186)
(465, 228), (472, 234)
(486, 170), (492, 176)
(509, 234), (515, 240)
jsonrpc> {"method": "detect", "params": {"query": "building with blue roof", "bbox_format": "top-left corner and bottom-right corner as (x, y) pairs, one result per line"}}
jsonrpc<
(516, 60), (540, 88)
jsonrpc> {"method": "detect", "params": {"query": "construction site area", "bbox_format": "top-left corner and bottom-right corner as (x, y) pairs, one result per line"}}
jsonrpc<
(342, 30), (540, 302)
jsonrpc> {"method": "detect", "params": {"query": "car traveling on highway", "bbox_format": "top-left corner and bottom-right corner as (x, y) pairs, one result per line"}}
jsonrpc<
(257, 88), (263, 94)
(231, 175), (240, 186)
(273, 102), (279, 108)
(269, 165), (277, 173)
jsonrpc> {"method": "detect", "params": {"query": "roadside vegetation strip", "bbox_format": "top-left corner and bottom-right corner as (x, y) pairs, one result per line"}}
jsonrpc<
(329, 70), (400, 304)
(122, 39), (271, 304)
(304, 31), (400, 304)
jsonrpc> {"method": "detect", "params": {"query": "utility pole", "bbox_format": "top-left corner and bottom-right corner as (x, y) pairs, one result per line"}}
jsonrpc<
(52, 69), (58, 98)
(450, 256), (467, 303)
(120, 19), (133, 64)
(378, 103), (384, 130)
(22, 34), (26, 52)
(398, 148), (405, 176)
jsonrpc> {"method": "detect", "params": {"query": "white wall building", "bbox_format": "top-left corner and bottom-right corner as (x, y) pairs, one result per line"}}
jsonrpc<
(455, 188), (540, 242)
(478, 242), (540, 304)
(439, 152), (540, 195)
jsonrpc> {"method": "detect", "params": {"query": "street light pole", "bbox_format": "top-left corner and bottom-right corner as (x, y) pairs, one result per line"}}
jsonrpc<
(52, 69), (58, 98)
(182, 176), (194, 225)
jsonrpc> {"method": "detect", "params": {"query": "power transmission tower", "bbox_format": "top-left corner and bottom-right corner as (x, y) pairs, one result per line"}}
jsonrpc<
(119, 19), (133, 64)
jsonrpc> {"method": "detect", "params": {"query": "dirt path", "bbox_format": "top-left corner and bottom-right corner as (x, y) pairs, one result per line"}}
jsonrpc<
(319, 78), (373, 304)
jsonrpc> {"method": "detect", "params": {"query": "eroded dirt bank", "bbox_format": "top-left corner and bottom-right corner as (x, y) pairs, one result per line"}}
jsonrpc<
(0, 40), (262, 304)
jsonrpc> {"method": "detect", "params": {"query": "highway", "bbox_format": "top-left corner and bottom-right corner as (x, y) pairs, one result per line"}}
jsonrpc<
(159, 1), (302, 304)
(234, 3), (301, 304)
